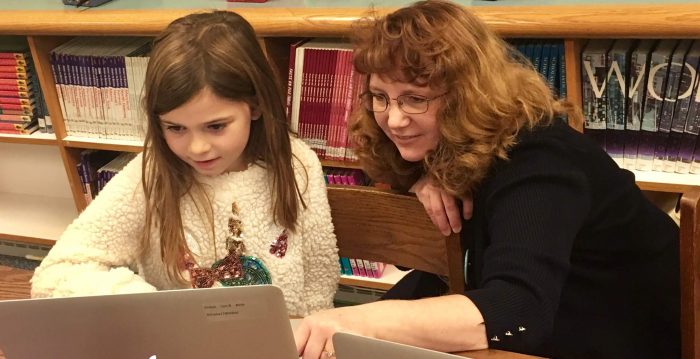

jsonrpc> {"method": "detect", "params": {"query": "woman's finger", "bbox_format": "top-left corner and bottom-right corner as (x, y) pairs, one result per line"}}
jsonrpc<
(301, 327), (327, 359)
(294, 319), (311, 356)
(429, 191), (451, 236)
(462, 194), (474, 220)
(441, 191), (462, 233)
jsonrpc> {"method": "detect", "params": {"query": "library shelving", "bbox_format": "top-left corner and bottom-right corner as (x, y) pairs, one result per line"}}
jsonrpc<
(1, 1), (700, 290)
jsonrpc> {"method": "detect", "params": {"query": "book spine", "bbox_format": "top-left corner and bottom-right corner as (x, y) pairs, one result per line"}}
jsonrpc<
(638, 43), (675, 171)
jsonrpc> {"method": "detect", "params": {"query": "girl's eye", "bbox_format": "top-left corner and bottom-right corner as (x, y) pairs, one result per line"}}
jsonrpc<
(208, 123), (227, 131)
(165, 125), (184, 133)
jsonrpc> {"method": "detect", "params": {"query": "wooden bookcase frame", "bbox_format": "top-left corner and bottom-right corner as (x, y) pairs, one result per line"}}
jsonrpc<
(0, 4), (699, 289)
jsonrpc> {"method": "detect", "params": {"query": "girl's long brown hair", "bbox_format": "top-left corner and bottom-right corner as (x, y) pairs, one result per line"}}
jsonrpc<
(350, 0), (581, 198)
(141, 11), (305, 282)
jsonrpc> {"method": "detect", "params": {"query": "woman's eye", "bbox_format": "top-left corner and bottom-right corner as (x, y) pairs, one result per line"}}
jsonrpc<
(371, 94), (387, 102)
(404, 95), (428, 105)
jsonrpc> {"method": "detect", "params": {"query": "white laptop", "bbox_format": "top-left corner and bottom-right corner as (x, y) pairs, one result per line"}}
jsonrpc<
(0, 285), (298, 358)
(333, 332), (468, 359)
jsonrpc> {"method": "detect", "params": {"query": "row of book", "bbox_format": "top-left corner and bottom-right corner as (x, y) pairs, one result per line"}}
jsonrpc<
(323, 167), (367, 186)
(339, 257), (386, 279)
(511, 40), (567, 99)
(582, 39), (700, 174)
(0, 38), (51, 135)
(50, 37), (150, 141)
(76, 150), (136, 204)
(287, 40), (361, 163)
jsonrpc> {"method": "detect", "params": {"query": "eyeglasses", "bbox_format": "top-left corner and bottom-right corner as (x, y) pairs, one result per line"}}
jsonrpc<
(359, 91), (447, 115)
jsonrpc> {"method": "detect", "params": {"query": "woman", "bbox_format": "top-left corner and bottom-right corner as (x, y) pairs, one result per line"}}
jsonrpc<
(295, 1), (679, 358)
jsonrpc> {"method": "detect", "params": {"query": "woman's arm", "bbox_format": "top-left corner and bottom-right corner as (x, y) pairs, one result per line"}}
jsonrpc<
(410, 176), (473, 235)
(31, 154), (156, 298)
(295, 294), (487, 359)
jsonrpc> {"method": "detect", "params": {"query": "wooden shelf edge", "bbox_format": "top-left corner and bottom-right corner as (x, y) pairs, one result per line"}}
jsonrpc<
(62, 137), (144, 153)
(636, 181), (700, 194)
(321, 159), (362, 169)
(3, 4), (700, 38)
(632, 169), (700, 193)
(0, 233), (55, 247)
(0, 134), (57, 146)
(339, 276), (394, 291)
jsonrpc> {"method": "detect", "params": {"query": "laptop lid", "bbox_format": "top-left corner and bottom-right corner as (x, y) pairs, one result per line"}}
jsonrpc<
(333, 332), (467, 359)
(0, 285), (297, 359)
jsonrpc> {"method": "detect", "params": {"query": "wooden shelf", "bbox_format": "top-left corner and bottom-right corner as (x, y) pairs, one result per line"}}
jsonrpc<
(633, 170), (700, 193)
(339, 264), (408, 291)
(0, 132), (57, 146)
(0, 192), (76, 244)
(62, 136), (144, 153)
(4, 4), (700, 38)
(321, 159), (362, 169)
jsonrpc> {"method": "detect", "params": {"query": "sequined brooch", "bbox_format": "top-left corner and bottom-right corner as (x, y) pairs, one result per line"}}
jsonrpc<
(185, 202), (275, 288)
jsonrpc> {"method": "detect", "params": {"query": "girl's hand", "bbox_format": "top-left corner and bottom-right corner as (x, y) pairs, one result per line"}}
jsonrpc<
(410, 176), (473, 236)
(294, 306), (376, 359)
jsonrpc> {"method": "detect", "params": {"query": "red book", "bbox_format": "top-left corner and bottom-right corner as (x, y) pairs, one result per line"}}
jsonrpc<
(0, 52), (29, 61)
(0, 72), (27, 80)
(0, 121), (30, 131)
(0, 114), (32, 122)
(0, 97), (33, 105)
(0, 102), (33, 112)
(0, 58), (27, 67)
(0, 65), (27, 73)
(0, 90), (30, 98)
(0, 83), (29, 92)
(0, 108), (32, 115)
(0, 78), (28, 86)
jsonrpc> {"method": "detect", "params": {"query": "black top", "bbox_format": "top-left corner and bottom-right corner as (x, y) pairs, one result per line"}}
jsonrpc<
(384, 120), (680, 358)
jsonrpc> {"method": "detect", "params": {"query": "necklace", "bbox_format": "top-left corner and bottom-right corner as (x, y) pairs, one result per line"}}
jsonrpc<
(184, 202), (278, 288)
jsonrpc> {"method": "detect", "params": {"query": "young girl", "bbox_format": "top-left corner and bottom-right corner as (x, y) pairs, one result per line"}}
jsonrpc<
(31, 11), (339, 317)
(295, 1), (679, 358)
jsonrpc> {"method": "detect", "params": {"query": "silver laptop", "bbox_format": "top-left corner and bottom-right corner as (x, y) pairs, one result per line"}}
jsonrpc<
(333, 332), (467, 359)
(0, 285), (297, 358)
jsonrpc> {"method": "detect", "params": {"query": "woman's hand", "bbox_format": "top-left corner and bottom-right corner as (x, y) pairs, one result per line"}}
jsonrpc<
(294, 306), (377, 359)
(410, 176), (473, 236)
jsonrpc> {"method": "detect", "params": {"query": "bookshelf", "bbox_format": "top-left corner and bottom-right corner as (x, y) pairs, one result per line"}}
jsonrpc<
(1, 1), (700, 290)
(0, 142), (76, 245)
(339, 264), (408, 291)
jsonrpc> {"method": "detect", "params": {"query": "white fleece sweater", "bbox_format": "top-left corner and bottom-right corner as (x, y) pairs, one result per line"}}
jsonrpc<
(31, 138), (340, 317)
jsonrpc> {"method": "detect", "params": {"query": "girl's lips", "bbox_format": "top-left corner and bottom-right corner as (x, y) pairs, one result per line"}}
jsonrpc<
(193, 158), (219, 169)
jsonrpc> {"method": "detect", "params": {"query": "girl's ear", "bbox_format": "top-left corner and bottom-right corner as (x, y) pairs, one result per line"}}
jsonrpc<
(251, 108), (262, 121)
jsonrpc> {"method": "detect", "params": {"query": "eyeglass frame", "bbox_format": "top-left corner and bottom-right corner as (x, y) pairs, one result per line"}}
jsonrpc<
(359, 91), (447, 115)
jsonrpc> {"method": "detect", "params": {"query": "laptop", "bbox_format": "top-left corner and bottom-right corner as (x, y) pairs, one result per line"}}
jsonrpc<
(333, 332), (467, 359)
(0, 285), (298, 358)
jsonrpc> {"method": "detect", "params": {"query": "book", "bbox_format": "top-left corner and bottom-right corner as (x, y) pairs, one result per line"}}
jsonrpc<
(625, 40), (657, 170)
(581, 39), (614, 150)
(606, 39), (636, 166)
(653, 39), (692, 171)
(0, 119), (36, 131)
(285, 38), (309, 122)
(666, 41), (700, 172)
(637, 40), (677, 171)
(0, 122), (37, 134)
